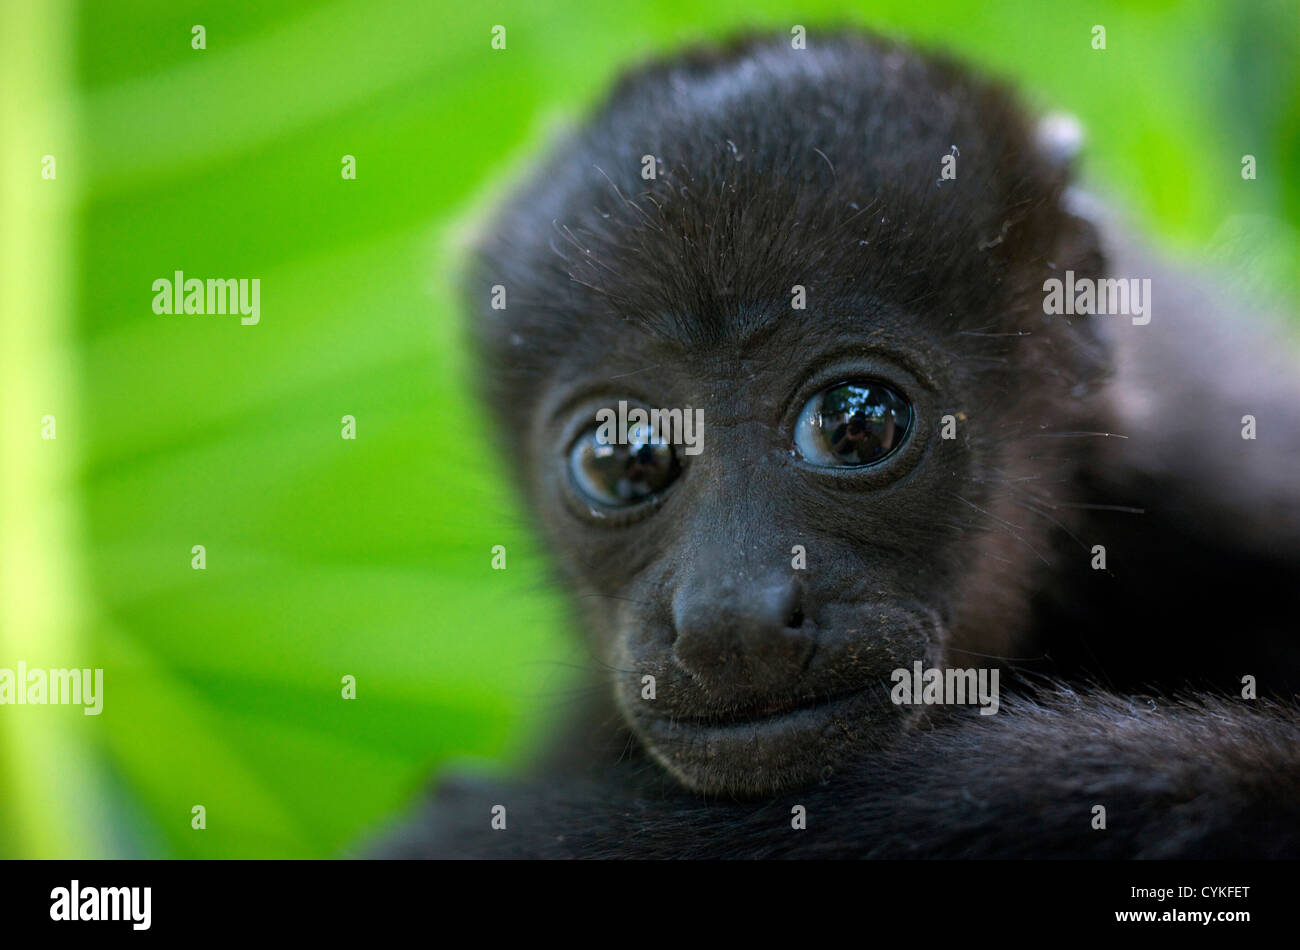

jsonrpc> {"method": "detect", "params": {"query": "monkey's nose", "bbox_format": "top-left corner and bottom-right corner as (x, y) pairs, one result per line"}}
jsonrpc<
(671, 574), (812, 693)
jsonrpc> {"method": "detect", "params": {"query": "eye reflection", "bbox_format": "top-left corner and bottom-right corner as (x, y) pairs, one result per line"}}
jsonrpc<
(794, 381), (912, 467)
(569, 422), (681, 506)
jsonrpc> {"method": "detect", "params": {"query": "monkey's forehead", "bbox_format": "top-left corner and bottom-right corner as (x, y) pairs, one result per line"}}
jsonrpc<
(495, 31), (1058, 230)
(469, 31), (1071, 350)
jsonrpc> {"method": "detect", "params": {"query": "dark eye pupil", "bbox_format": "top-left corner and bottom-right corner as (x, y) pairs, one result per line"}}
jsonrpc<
(570, 425), (680, 505)
(813, 382), (911, 465)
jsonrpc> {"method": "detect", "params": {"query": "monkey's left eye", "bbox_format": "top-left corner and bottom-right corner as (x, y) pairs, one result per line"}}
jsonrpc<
(794, 381), (912, 467)
(568, 423), (682, 506)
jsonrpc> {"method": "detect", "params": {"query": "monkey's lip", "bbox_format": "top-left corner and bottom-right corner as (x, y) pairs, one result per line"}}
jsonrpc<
(638, 684), (885, 744)
(631, 685), (895, 795)
(669, 688), (866, 727)
(624, 680), (909, 800)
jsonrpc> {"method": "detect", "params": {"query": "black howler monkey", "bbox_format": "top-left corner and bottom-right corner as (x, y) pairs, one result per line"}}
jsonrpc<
(371, 30), (1300, 858)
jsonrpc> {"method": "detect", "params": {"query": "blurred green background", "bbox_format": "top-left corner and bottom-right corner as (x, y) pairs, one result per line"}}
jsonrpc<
(2, 0), (1297, 858)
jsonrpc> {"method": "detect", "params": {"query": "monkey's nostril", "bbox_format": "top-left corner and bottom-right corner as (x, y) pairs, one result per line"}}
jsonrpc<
(787, 607), (805, 629)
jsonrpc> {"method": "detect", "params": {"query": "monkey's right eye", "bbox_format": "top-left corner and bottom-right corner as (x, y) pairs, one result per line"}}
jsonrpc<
(794, 380), (912, 467)
(568, 424), (681, 507)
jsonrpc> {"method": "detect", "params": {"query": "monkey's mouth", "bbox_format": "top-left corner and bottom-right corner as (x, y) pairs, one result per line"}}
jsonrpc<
(676, 688), (864, 726)
(613, 606), (939, 795)
(627, 683), (905, 796)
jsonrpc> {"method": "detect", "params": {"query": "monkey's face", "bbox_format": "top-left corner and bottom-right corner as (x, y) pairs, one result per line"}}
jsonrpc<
(497, 275), (1092, 800)
(519, 308), (1034, 796)
(471, 33), (1106, 795)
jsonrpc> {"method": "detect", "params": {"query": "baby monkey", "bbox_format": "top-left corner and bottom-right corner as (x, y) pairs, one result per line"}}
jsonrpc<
(374, 30), (1300, 858)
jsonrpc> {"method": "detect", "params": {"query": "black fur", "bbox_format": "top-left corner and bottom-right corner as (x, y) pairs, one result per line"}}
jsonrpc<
(373, 692), (1300, 859)
(369, 30), (1300, 858)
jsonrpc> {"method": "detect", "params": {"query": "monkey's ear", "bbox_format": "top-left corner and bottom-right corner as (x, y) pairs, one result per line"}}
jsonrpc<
(1044, 192), (1112, 385)
(1054, 200), (1106, 278)
(1034, 111), (1103, 275)
(1036, 110), (1103, 263)
(1034, 112), (1111, 383)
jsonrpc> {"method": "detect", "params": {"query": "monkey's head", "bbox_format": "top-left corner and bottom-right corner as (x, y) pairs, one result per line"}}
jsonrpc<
(465, 31), (1110, 796)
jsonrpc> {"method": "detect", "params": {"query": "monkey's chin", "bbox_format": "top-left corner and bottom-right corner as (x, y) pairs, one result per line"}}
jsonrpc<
(629, 690), (908, 797)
